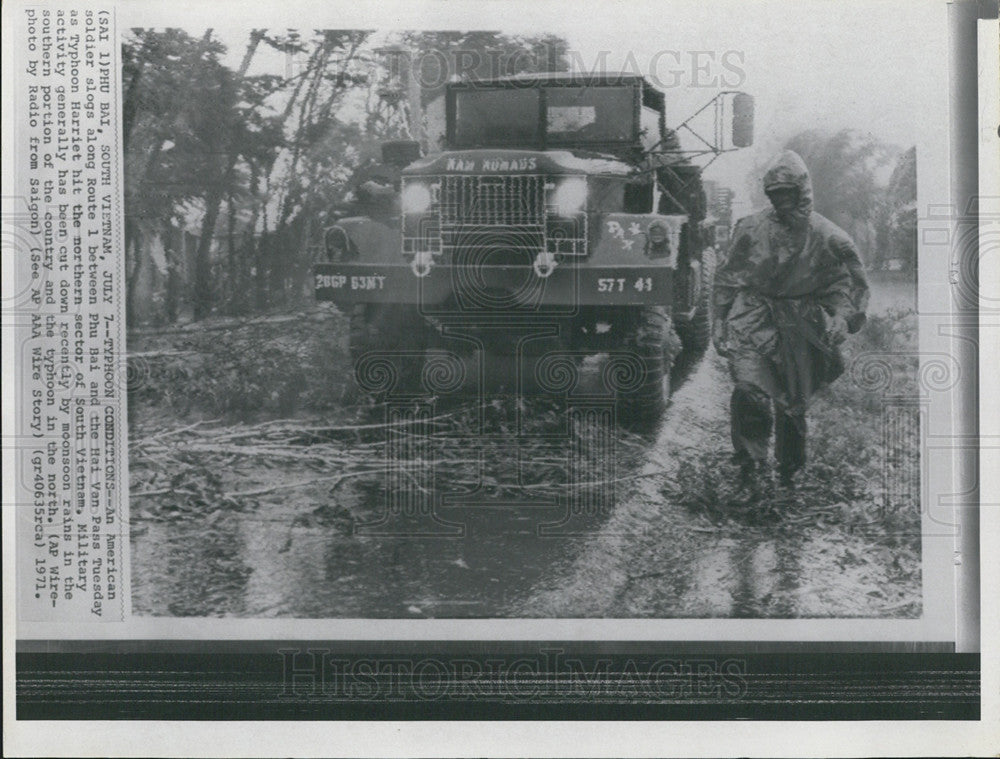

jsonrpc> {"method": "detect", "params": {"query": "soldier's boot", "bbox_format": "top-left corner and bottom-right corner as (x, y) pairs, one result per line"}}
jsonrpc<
(776, 467), (797, 489)
(775, 405), (806, 490)
(733, 450), (755, 485)
(736, 455), (772, 505)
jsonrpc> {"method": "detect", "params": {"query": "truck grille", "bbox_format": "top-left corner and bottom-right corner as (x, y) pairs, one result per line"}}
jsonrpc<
(402, 174), (587, 257)
(439, 175), (545, 226)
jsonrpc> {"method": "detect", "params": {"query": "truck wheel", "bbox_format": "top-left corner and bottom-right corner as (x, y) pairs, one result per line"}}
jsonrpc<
(347, 304), (375, 363)
(616, 306), (679, 422)
(675, 247), (716, 355)
(347, 304), (427, 400)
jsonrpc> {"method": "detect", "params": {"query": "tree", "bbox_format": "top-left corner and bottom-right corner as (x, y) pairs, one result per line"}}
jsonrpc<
(875, 146), (917, 271)
(257, 30), (374, 310)
(122, 29), (571, 322)
(742, 129), (900, 263)
(784, 129), (897, 226)
(189, 30), (266, 320)
(122, 28), (233, 324)
(123, 29), (288, 322)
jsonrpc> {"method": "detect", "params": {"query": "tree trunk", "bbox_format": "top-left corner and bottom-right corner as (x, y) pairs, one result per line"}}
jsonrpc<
(192, 185), (224, 320)
(124, 219), (142, 326)
(191, 30), (265, 320)
(122, 32), (153, 151)
(226, 193), (237, 314)
(163, 223), (180, 324)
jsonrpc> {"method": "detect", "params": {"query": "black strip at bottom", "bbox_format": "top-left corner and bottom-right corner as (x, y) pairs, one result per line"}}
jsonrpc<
(17, 650), (979, 720)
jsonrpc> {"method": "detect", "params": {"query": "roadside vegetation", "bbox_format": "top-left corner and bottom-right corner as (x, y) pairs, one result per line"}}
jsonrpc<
(660, 306), (922, 614)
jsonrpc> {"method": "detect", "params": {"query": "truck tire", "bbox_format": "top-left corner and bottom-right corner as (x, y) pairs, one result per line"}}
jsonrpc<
(347, 304), (375, 363)
(616, 305), (679, 422)
(675, 246), (716, 355)
(347, 303), (427, 399)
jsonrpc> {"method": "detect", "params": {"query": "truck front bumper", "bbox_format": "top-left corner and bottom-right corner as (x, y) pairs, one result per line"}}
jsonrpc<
(314, 261), (675, 311)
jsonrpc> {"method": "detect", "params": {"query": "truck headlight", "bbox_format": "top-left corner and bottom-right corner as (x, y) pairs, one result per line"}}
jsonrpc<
(551, 177), (587, 216)
(402, 182), (433, 214)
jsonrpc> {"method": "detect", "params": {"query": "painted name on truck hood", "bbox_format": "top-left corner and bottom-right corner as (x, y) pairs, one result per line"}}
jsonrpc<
(403, 149), (632, 176)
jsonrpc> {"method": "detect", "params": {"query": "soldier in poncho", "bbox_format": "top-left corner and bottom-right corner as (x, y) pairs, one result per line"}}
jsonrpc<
(713, 150), (869, 488)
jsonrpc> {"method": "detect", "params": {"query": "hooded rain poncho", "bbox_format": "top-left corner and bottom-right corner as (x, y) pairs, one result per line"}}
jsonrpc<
(714, 150), (870, 418)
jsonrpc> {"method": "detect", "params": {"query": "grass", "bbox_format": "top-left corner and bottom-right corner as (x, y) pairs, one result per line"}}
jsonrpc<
(129, 304), (923, 552)
(127, 306), (349, 421)
(664, 308), (922, 545)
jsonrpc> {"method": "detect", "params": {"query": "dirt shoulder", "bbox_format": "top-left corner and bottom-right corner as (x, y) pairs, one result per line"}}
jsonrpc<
(515, 315), (922, 618)
(127, 304), (921, 619)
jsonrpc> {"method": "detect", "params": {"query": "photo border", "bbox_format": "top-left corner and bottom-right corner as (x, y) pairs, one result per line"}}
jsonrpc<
(4, 0), (996, 752)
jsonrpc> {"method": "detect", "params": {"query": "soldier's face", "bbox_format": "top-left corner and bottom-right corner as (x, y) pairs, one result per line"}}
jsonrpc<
(766, 187), (800, 213)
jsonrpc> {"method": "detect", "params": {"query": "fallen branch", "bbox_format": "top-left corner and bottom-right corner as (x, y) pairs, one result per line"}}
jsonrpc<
(223, 468), (386, 499)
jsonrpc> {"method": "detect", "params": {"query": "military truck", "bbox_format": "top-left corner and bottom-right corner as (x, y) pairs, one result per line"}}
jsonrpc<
(315, 72), (753, 412)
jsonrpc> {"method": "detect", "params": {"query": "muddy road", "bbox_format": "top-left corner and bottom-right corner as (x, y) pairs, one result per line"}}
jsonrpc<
(131, 353), (699, 619)
(130, 277), (921, 619)
(515, 349), (919, 618)
(129, 274), (920, 618)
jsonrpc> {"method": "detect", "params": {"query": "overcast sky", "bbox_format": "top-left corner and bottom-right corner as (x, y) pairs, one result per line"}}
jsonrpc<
(548, 0), (945, 211)
(159, 0), (946, 214)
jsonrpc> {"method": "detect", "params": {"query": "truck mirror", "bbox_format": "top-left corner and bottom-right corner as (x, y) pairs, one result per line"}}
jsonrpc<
(731, 93), (754, 148)
(381, 140), (422, 167)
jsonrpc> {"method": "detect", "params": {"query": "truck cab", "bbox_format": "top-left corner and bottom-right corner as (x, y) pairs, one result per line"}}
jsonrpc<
(315, 72), (752, 411)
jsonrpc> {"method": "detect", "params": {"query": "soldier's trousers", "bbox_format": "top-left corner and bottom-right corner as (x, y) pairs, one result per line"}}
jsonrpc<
(730, 382), (807, 476)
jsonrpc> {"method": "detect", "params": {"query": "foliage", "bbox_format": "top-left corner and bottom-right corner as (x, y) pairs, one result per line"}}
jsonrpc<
(783, 128), (897, 223)
(874, 147), (917, 271)
(128, 307), (348, 418)
(123, 29), (571, 326)
(664, 308), (921, 552)
(746, 130), (916, 272)
(403, 31), (570, 105)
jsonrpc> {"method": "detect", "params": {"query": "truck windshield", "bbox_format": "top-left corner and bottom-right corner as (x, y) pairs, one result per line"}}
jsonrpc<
(452, 88), (541, 147)
(545, 86), (634, 143)
(451, 85), (636, 147)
